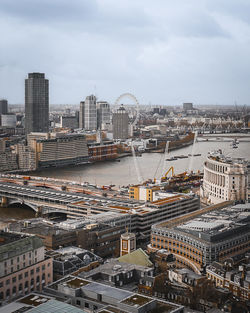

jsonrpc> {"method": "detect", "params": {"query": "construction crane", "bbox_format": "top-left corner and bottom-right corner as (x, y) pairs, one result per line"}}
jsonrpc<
(131, 141), (144, 184)
(161, 166), (174, 181)
(188, 130), (198, 174)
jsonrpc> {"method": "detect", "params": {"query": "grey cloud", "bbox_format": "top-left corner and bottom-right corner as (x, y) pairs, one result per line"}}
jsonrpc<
(0, 0), (249, 105)
(0, 0), (97, 22)
(207, 0), (250, 25)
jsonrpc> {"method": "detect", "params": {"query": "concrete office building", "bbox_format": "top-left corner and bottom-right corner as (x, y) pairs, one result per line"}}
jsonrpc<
(201, 150), (248, 204)
(16, 144), (36, 171)
(148, 203), (250, 273)
(60, 115), (78, 129)
(84, 95), (97, 130)
(113, 105), (129, 139)
(0, 232), (53, 303)
(25, 73), (49, 135)
(183, 103), (193, 111)
(0, 99), (8, 115)
(1, 114), (16, 127)
(79, 101), (85, 129)
(27, 132), (88, 168)
(97, 101), (110, 129)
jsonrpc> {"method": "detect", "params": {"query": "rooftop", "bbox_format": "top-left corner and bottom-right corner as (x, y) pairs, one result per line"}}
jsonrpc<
(118, 248), (153, 267)
(208, 150), (248, 165)
(121, 294), (152, 307)
(0, 231), (25, 246)
(0, 295), (87, 313)
(175, 204), (250, 242)
(81, 259), (151, 279)
(0, 232), (43, 262)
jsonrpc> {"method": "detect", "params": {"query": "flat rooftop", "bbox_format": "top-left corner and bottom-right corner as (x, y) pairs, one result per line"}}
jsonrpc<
(175, 204), (250, 241)
(0, 231), (25, 246)
(83, 282), (132, 301)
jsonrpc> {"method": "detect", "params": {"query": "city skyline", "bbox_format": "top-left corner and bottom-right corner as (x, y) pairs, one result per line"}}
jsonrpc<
(0, 0), (250, 105)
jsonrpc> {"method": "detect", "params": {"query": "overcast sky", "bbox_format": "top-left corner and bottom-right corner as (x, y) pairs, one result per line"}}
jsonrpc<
(0, 0), (249, 106)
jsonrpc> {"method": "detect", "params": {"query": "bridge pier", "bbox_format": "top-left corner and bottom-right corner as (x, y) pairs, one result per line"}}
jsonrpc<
(1, 196), (8, 207)
(35, 206), (43, 218)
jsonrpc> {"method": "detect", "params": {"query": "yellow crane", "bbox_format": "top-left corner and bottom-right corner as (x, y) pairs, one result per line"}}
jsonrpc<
(161, 166), (174, 181)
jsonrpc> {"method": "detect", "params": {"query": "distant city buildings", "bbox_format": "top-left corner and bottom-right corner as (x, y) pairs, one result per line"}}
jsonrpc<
(1, 114), (16, 127)
(113, 104), (129, 139)
(97, 101), (110, 129)
(59, 115), (79, 129)
(27, 132), (88, 168)
(79, 96), (110, 131)
(183, 103), (193, 111)
(25, 73), (49, 135)
(201, 150), (248, 204)
(79, 101), (85, 129)
(83, 95), (97, 130)
(0, 99), (8, 115)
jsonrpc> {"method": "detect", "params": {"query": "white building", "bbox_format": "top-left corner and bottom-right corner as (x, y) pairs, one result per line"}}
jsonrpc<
(201, 150), (248, 204)
(1, 114), (16, 127)
(97, 101), (110, 129)
(84, 95), (97, 130)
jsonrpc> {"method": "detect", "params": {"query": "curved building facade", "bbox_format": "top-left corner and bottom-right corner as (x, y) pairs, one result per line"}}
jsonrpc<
(201, 151), (248, 204)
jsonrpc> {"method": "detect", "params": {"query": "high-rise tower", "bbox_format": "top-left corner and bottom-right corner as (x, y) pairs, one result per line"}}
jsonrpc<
(97, 101), (110, 129)
(112, 105), (129, 139)
(84, 95), (97, 130)
(0, 99), (8, 115)
(25, 72), (49, 135)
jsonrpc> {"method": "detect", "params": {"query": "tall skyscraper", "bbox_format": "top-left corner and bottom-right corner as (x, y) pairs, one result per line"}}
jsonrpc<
(79, 101), (85, 129)
(97, 101), (110, 129)
(84, 95), (97, 130)
(25, 72), (49, 135)
(0, 99), (8, 115)
(112, 105), (129, 139)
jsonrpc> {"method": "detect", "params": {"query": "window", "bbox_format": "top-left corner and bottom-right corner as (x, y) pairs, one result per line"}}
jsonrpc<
(6, 279), (10, 285)
(76, 300), (81, 306)
(11, 259), (13, 265)
(25, 281), (28, 288)
(25, 271), (28, 278)
(42, 265), (45, 271)
(0, 282), (3, 288)
(30, 269), (34, 275)
(18, 274), (23, 280)
(23, 255), (26, 260)
(12, 277), (16, 283)
(85, 303), (89, 308)
(19, 283), (23, 292)
(36, 267), (40, 273)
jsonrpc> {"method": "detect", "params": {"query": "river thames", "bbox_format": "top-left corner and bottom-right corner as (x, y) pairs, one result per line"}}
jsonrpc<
(0, 139), (249, 226)
(31, 140), (249, 187)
